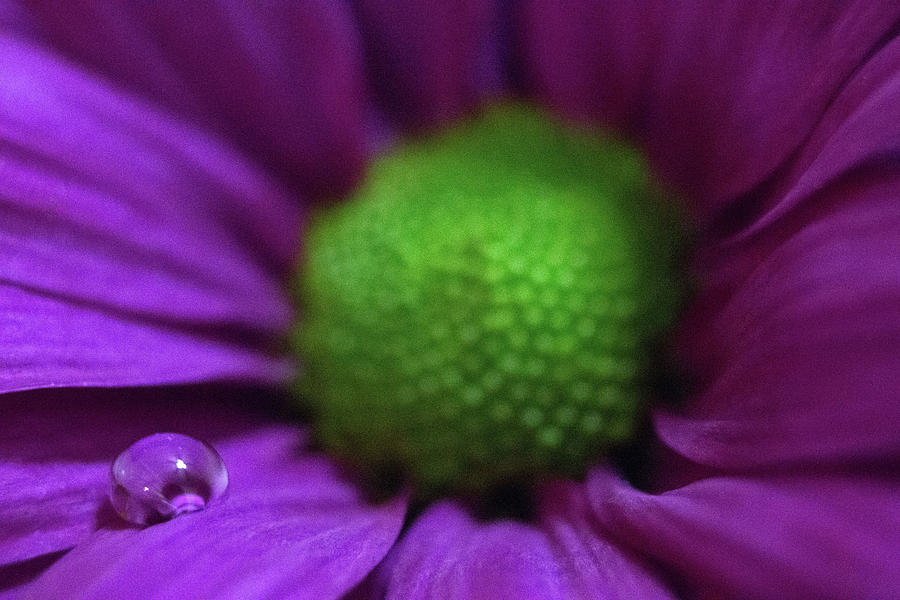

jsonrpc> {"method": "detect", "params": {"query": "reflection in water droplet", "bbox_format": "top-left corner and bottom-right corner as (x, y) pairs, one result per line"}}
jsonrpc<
(109, 433), (228, 526)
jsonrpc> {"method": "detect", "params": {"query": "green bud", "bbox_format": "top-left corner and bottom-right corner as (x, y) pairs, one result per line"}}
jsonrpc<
(292, 103), (686, 499)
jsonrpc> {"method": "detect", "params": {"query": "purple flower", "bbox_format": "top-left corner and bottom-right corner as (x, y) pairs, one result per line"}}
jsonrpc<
(3, 2), (900, 598)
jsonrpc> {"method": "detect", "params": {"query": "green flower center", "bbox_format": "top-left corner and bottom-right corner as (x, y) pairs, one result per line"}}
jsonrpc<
(292, 103), (686, 500)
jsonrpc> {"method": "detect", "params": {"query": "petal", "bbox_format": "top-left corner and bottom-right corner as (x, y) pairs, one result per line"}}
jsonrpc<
(353, 0), (505, 130)
(2, 388), (408, 599)
(658, 164), (900, 469)
(0, 551), (65, 599)
(26, 439), (406, 600)
(0, 386), (277, 564)
(1, 37), (300, 392)
(589, 468), (900, 599)
(377, 496), (673, 599)
(732, 31), (900, 238)
(538, 480), (676, 599)
(0, 461), (105, 565)
(18, 1), (368, 198)
(378, 501), (568, 600)
(0, 1), (30, 36)
(516, 1), (900, 223)
(27, 494), (404, 600)
(650, 9), (900, 474)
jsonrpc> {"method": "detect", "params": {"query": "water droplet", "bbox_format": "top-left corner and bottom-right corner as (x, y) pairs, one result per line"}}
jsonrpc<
(109, 433), (228, 526)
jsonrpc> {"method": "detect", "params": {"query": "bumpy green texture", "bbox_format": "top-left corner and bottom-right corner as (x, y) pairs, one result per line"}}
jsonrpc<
(293, 103), (685, 499)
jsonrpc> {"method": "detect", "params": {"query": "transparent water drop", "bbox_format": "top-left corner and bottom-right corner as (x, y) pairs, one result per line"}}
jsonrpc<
(109, 433), (228, 526)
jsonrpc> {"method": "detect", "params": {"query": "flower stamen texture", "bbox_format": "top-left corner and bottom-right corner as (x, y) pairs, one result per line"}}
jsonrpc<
(293, 103), (685, 499)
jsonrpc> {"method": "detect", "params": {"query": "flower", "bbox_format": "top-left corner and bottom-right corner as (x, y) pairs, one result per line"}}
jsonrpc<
(2, 2), (900, 598)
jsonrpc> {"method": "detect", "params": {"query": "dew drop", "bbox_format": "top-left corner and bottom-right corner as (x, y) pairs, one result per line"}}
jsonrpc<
(109, 433), (228, 526)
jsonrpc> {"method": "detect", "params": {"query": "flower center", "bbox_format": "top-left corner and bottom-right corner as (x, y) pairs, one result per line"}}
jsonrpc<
(292, 103), (685, 500)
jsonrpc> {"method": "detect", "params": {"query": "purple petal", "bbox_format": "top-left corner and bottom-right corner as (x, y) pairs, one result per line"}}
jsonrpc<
(658, 170), (900, 469)
(377, 501), (568, 600)
(2, 389), (407, 599)
(0, 461), (105, 565)
(645, 5), (900, 483)
(0, 551), (66, 600)
(19, 1), (368, 198)
(0, 386), (278, 564)
(28, 492), (404, 599)
(732, 32), (900, 238)
(537, 480), (676, 599)
(376, 496), (673, 599)
(1, 37), (300, 392)
(589, 468), (900, 599)
(516, 1), (900, 223)
(353, 0), (504, 131)
(0, 1), (30, 37)
(28, 438), (406, 600)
